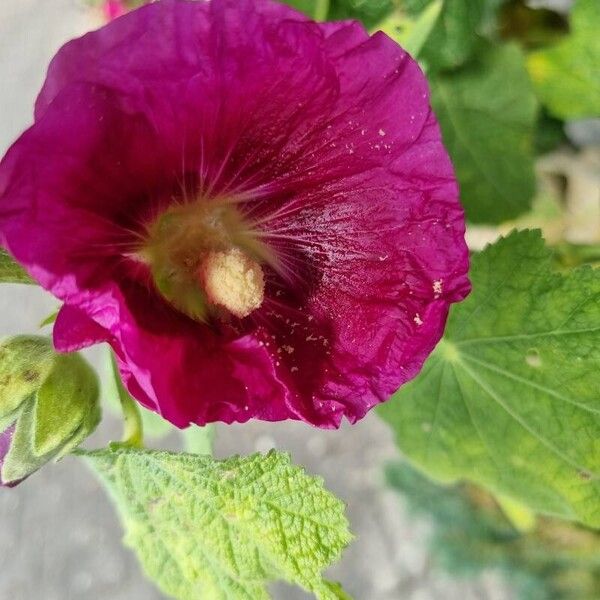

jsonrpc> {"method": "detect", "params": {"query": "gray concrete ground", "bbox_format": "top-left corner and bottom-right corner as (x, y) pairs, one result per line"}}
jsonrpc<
(0, 2), (514, 598)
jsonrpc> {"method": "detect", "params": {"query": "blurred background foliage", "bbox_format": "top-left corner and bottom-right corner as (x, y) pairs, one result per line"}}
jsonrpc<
(387, 462), (600, 600)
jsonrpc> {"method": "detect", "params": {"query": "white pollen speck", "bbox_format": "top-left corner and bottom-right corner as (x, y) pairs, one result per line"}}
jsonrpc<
(433, 279), (443, 298)
(379, 129), (386, 137)
(291, 366), (299, 373)
(282, 345), (294, 354)
(361, 129), (366, 136)
(414, 314), (423, 326)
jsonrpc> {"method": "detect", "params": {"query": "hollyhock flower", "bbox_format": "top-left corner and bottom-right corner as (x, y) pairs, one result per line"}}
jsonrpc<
(0, 0), (470, 428)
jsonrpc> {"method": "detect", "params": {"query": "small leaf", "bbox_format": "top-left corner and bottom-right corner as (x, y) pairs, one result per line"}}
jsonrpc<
(328, 0), (393, 28)
(528, 0), (600, 119)
(403, 0), (486, 71)
(378, 0), (443, 61)
(430, 43), (537, 223)
(39, 311), (59, 328)
(0, 249), (35, 284)
(281, 0), (330, 20)
(280, 0), (320, 17)
(84, 447), (352, 599)
(379, 230), (600, 527)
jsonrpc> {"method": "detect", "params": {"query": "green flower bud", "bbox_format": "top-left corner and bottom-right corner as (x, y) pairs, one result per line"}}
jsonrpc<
(0, 336), (100, 487)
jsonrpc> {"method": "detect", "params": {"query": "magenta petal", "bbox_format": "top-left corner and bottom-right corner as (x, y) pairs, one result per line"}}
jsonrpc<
(0, 0), (470, 429)
(54, 305), (112, 352)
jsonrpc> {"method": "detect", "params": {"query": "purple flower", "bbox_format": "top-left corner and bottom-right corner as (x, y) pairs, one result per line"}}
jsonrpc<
(0, 0), (470, 428)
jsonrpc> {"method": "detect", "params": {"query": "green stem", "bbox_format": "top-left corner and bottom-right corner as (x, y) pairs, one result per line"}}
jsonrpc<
(110, 353), (144, 448)
(554, 241), (600, 267)
(314, 0), (330, 22)
(182, 424), (215, 455)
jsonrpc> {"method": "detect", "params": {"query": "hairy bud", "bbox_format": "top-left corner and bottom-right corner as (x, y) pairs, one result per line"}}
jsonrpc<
(0, 336), (100, 487)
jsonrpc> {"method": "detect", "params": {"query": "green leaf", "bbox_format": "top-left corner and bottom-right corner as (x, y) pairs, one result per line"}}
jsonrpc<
(528, 0), (600, 119)
(280, 0), (320, 17)
(39, 310), (59, 328)
(403, 0), (486, 71)
(378, 0), (443, 62)
(430, 43), (537, 223)
(379, 230), (600, 527)
(328, 0), (393, 28)
(0, 249), (35, 284)
(84, 447), (352, 599)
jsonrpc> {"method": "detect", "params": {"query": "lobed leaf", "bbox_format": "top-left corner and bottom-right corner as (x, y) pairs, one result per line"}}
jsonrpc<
(379, 230), (600, 527)
(84, 447), (353, 600)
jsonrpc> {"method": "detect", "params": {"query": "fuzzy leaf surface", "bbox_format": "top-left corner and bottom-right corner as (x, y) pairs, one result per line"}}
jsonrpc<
(85, 447), (352, 600)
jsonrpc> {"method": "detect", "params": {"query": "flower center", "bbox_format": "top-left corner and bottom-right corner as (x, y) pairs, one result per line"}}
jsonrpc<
(141, 198), (271, 322)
